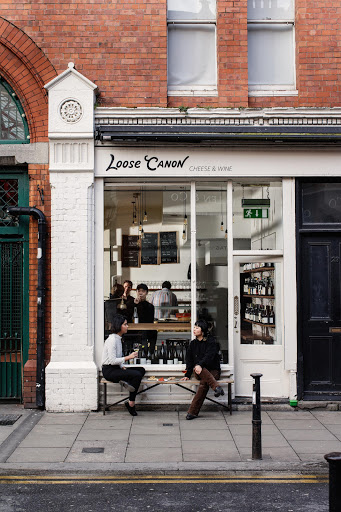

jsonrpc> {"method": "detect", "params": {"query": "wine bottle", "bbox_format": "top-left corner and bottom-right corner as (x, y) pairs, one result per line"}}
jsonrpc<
(133, 307), (139, 324)
(167, 341), (173, 364)
(159, 341), (167, 364)
(146, 343), (152, 364)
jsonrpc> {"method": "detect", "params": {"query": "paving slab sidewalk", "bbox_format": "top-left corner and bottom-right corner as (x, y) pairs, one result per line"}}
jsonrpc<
(0, 405), (339, 472)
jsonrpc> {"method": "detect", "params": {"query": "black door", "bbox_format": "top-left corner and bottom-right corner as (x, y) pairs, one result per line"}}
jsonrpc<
(301, 234), (341, 399)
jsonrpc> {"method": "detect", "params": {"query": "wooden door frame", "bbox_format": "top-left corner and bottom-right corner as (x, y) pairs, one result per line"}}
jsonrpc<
(296, 178), (341, 400)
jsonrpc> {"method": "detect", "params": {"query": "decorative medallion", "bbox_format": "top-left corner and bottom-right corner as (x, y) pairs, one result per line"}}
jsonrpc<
(59, 99), (83, 123)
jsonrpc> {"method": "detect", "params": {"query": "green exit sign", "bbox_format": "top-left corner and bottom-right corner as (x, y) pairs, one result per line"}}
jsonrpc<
(243, 208), (268, 219)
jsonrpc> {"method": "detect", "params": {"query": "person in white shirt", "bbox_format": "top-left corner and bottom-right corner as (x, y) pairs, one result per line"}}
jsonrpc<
(102, 314), (145, 416)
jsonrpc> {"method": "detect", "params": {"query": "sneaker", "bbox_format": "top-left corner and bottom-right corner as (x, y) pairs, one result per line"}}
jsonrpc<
(186, 413), (198, 420)
(214, 386), (225, 397)
(119, 380), (136, 393)
(125, 402), (138, 416)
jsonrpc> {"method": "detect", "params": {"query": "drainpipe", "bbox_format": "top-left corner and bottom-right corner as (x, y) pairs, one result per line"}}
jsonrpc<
(7, 206), (47, 409)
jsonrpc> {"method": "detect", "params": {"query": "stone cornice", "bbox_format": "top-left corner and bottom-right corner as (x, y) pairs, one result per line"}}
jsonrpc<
(95, 107), (341, 127)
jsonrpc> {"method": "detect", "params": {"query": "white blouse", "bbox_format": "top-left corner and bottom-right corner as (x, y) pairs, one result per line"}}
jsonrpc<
(101, 333), (125, 367)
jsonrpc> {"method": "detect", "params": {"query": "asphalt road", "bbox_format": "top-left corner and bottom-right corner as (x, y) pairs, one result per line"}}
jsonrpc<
(0, 474), (329, 512)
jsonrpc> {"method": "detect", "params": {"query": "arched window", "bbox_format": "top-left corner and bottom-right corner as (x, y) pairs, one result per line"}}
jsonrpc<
(0, 78), (29, 143)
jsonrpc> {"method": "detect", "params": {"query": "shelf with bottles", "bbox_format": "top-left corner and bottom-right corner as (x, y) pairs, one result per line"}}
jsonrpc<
(241, 332), (274, 345)
(123, 338), (190, 365)
(243, 303), (275, 326)
(244, 318), (276, 328)
(243, 263), (274, 273)
(243, 295), (274, 299)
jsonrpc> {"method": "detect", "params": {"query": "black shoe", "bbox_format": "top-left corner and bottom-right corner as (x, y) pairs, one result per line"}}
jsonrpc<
(186, 413), (198, 420)
(125, 402), (138, 416)
(214, 386), (225, 397)
(120, 380), (136, 393)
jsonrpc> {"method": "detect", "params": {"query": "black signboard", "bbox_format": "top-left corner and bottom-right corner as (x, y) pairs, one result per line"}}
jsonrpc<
(122, 235), (140, 268)
(141, 232), (159, 265)
(160, 231), (179, 264)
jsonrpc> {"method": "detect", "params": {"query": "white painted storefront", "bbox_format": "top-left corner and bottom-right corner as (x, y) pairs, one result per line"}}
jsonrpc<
(44, 64), (341, 411)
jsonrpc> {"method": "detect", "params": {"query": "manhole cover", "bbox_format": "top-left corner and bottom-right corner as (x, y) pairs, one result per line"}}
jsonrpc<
(82, 447), (104, 453)
(163, 423), (173, 426)
(0, 414), (22, 426)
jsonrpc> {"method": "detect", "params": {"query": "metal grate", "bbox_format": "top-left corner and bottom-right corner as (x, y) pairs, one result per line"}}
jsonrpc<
(0, 414), (21, 425)
(0, 81), (26, 141)
(0, 242), (23, 399)
(0, 179), (18, 227)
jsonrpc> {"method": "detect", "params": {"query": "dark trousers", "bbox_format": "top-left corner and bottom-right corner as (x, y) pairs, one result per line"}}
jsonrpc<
(188, 368), (220, 416)
(102, 365), (145, 401)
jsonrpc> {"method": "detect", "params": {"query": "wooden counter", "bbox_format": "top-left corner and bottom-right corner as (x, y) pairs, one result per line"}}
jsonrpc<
(128, 322), (191, 332)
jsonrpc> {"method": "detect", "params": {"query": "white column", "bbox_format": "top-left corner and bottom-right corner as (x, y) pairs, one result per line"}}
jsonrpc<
(44, 63), (98, 411)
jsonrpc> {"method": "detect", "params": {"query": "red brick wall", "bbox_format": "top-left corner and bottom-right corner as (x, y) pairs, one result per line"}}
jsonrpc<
(0, 19), (55, 407)
(1, 1), (340, 109)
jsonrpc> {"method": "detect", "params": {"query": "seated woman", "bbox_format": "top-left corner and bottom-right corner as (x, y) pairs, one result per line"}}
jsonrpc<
(180, 319), (224, 420)
(101, 314), (145, 416)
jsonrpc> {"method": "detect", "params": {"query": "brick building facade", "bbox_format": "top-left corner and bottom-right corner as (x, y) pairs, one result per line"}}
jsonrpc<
(1, 1), (340, 410)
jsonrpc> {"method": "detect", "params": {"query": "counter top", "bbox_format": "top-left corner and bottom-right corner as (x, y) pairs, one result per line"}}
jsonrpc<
(128, 322), (191, 332)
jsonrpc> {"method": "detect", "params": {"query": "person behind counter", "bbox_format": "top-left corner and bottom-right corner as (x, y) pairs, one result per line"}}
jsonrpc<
(150, 281), (178, 319)
(134, 283), (157, 352)
(108, 280), (134, 323)
(180, 319), (224, 420)
(102, 314), (145, 416)
(105, 283), (125, 331)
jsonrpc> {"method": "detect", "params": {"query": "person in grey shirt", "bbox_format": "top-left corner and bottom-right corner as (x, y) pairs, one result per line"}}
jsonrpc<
(102, 314), (145, 416)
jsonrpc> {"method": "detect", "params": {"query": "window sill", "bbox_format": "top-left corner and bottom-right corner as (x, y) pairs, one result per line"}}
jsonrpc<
(248, 90), (298, 97)
(168, 89), (218, 97)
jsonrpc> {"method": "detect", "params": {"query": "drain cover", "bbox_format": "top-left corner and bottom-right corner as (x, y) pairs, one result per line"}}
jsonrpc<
(0, 414), (22, 426)
(163, 423), (173, 426)
(82, 447), (104, 453)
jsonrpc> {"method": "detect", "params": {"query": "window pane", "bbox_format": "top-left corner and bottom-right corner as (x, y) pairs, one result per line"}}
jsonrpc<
(168, 0), (216, 20)
(247, 0), (294, 21)
(103, 185), (192, 364)
(302, 183), (341, 224)
(195, 183), (228, 363)
(0, 83), (26, 141)
(248, 24), (294, 86)
(240, 262), (280, 345)
(233, 181), (283, 251)
(168, 25), (216, 87)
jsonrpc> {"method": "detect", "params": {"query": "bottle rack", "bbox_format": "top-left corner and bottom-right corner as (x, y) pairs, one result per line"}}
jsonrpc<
(241, 264), (276, 345)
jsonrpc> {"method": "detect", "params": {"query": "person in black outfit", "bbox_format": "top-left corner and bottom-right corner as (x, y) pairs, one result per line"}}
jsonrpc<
(181, 319), (224, 420)
(133, 283), (157, 352)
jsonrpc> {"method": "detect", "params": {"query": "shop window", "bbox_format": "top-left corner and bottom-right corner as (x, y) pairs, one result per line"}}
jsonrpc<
(233, 180), (283, 251)
(247, 0), (295, 94)
(104, 185), (192, 365)
(167, 0), (217, 96)
(0, 78), (29, 143)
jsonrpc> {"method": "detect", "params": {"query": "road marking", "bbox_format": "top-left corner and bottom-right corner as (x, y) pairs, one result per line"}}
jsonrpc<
(0, 475), (329, 485)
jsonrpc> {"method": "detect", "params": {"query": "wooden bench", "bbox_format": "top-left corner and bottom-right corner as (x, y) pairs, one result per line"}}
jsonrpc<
(99, 376), (234, 416)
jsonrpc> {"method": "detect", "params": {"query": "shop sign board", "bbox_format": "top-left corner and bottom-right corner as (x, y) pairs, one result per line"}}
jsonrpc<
(95, 147), (341, 178)
(243, 209), (268, 219)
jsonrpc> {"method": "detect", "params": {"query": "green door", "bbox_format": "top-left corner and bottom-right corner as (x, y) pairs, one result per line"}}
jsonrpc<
(0, 171), (29, 400)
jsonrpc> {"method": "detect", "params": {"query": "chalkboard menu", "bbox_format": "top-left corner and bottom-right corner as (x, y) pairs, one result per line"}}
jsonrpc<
(160, 231), (179, 264)
(141, 232), (159, 265)
(122, 235), (140, 268)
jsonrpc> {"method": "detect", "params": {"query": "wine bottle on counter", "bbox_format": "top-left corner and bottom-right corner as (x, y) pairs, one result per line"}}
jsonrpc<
(133, 307), (139, 324)
(146, 343), (152, 364)
(167, 342), (174, 364)
(158, 341), (167, 364)
(151, 347), (158, 365)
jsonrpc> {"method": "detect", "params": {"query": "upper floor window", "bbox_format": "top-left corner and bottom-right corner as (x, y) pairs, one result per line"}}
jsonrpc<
(167, 0), (217, 96)
(247, 0), (296, 95)
(0, 78), (29, 143)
